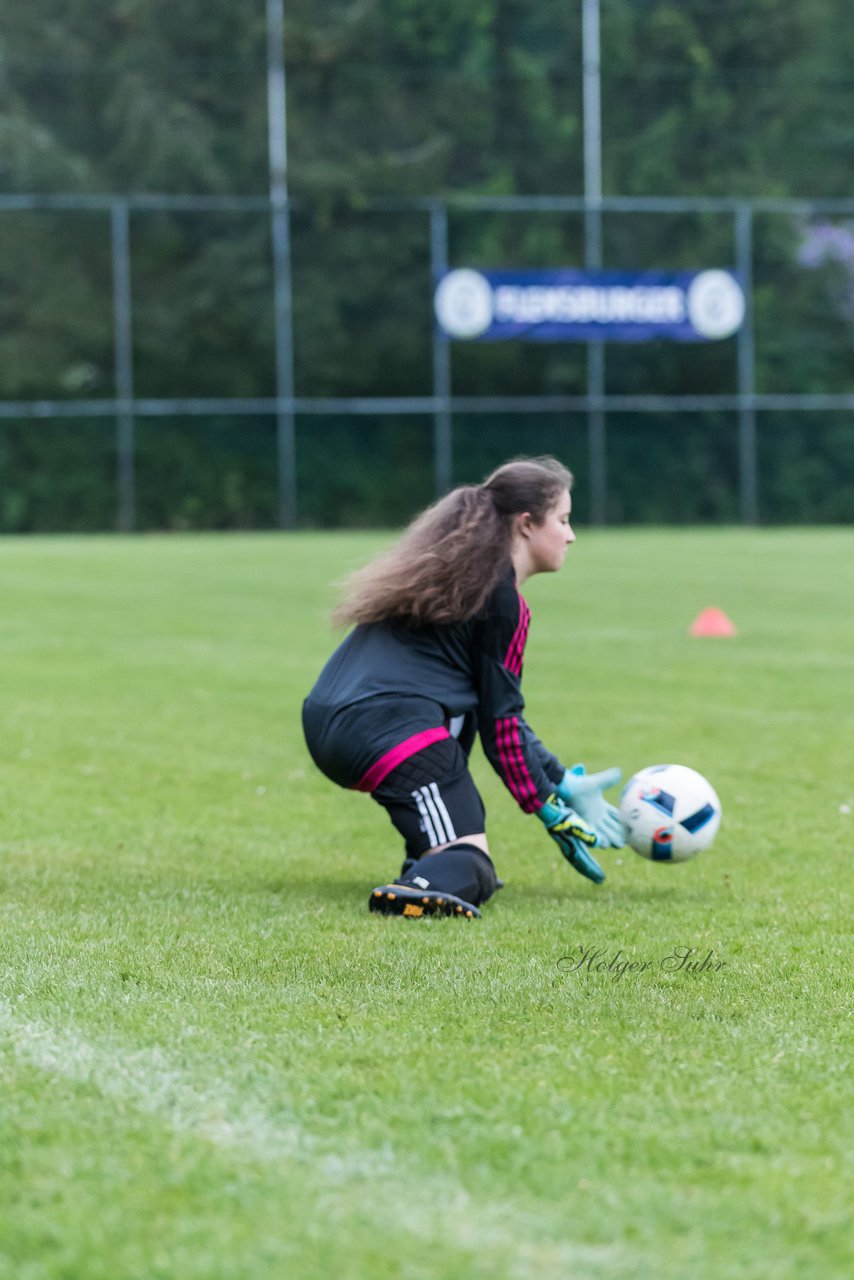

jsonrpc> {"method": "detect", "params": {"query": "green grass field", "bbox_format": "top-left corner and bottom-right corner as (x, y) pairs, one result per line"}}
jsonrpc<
(1, 528), (851, 1280)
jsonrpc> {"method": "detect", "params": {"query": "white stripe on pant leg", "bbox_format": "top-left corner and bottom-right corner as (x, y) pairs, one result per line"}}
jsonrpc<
(419, 785), (449, 845)
(428, 782), (457, 842)
(412, 788), (438, 846)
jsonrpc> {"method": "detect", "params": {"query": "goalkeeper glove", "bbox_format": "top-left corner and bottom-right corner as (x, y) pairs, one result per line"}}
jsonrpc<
(557, 763), (624, 848)
(537, 795), (605, 885)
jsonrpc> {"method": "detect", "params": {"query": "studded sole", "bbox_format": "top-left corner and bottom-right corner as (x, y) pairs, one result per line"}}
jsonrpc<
(368, 885), (481, 919)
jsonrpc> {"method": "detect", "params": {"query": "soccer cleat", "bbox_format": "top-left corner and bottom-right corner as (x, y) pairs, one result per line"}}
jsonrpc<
(400, 856), (502, 889)
(368, 884), (481, 919)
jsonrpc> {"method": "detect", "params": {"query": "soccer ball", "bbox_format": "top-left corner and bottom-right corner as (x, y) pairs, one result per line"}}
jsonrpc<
(619, 764), (721, 863)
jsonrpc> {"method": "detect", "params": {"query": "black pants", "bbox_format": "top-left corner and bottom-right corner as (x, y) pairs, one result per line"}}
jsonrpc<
(371, 734), (486, 858)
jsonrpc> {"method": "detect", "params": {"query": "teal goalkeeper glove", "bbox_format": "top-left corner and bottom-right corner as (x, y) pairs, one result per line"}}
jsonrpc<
(557, 763), (625, 848)
(537, 796), (605, 885)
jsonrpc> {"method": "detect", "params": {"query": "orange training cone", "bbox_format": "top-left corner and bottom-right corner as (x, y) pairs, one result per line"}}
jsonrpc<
(690, 607), (737, 637)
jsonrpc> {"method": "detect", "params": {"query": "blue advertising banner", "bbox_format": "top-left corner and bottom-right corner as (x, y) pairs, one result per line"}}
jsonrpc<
(434, 268), (745, 342)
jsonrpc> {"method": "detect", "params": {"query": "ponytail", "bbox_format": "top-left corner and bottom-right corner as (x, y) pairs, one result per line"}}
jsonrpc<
(333, 456), (573, 627)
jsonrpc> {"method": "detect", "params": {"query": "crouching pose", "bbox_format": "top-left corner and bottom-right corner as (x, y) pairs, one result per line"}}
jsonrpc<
(302, 457), (623, 919)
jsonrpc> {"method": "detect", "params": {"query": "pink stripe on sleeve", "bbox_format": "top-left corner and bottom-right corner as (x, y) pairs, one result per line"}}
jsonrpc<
(495, 719), (519, 800)
(509, 716), (540, 811)
(503, 595), (531, 676)
(496, 717), (530, 808)
(495, 716), (540, 812)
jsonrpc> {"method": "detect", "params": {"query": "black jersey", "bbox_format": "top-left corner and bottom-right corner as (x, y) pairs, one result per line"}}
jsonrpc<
(302, 570), (565, 813)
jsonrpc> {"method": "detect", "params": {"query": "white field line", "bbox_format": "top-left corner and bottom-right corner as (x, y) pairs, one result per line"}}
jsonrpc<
(1, 999), (624, 1277)
(0, 998), (342, 1170)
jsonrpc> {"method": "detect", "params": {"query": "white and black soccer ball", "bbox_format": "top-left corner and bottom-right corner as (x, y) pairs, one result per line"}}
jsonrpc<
(619, 764), (721, 863)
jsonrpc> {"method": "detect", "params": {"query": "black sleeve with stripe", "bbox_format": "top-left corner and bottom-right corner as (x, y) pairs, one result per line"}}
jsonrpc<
(473, 577), (566, 813)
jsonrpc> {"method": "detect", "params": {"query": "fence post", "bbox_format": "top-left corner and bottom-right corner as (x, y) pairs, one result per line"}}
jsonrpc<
(583, 0), (607, 525)
(430, 201), (453, 497)
(110, 199), (135, 533)
(735, 202), (758, 523)
(267, 0), (297, 528)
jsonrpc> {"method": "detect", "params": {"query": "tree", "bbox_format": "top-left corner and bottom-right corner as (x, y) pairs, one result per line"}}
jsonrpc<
(0, 0), (851, 527)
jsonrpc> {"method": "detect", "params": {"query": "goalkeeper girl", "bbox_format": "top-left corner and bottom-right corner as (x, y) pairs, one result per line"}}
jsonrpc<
(302, 456), (623, 919)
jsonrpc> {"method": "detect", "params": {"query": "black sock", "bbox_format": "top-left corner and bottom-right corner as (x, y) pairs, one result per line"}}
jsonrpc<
(398, 843), (498, 906)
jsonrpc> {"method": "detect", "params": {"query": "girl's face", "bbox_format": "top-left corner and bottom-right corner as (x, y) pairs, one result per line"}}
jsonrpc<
(525, 488), (575, 574)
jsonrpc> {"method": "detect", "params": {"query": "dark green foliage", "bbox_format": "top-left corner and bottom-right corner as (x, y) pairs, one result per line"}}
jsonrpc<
(0, 212), (114, 399)
(452, 412), (591, 506)
(0, 1), (852, 528)
(290, 212), (432, 397)
(131, 214), (276, 398)
(295, 416), (434, 527)
(606, 414), (741, 524)
(753, 214), (854, 396)
(0, 419), (116, 531)
(134, 418), (278, 530)
(758, 415), (854, 523)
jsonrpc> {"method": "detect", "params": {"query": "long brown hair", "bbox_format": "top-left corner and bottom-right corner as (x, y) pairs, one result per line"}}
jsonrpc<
(333, 457), (574, 627)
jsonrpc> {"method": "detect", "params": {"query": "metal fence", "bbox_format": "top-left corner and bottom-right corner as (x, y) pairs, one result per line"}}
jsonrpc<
(2, 190), (854, 529)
